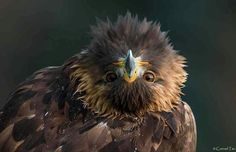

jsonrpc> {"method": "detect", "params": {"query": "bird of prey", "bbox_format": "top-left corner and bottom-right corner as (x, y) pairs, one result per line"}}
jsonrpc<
(0, 13), (197, 152)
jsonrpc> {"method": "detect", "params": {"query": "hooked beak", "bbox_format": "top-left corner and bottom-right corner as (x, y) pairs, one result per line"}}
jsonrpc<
(123, 50), (138, 83)
(113, 50), (150, 83)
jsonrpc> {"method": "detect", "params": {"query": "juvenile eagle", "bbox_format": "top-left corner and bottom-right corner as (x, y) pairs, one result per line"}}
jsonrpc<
(0, 13), (197, 152)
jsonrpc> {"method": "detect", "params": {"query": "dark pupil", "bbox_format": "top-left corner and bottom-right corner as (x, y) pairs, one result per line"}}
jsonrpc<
(145, 73), (154, 82)
(107, 73), (117, 82)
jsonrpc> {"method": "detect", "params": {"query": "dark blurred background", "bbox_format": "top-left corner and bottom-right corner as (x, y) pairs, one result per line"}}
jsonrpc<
(0, 0), (236, 151)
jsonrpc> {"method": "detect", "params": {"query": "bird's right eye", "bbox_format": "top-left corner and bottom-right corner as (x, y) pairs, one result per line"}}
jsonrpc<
(143, 71), (156, 82)
(105, 71), (117, 82)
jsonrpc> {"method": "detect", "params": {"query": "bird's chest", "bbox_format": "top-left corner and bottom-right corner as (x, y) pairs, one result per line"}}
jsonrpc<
(98, 115), (174, 152)
(45, 113), (176, 152)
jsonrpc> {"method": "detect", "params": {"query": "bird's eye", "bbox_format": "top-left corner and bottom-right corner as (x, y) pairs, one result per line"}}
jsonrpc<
(143, 71), (156, 82)
(105, 72), (117, 82)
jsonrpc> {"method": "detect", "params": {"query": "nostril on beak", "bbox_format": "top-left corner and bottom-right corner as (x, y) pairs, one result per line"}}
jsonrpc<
(128, 73), (132, 78)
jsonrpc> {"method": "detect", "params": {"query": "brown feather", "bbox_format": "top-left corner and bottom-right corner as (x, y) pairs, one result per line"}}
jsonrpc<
(0, 14), (196, 152)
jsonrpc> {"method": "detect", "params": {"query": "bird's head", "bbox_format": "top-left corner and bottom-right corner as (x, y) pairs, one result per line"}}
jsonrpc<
(70, 13), (187, 117)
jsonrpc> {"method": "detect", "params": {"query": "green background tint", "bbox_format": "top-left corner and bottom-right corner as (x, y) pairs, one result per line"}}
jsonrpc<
(0, 0), (236, 151)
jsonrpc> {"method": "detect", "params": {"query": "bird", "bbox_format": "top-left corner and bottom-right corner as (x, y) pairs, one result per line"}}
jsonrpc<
(0, 13), (197, 152)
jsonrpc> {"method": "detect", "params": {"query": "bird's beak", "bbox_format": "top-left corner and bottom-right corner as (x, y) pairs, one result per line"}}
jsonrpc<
(123, 50), (138, 83)
(113, 50), (150, 83)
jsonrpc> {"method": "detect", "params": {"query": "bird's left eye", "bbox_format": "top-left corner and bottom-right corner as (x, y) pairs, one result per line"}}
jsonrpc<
(143, 71), (156, 82)
(105, 71), (117, 82)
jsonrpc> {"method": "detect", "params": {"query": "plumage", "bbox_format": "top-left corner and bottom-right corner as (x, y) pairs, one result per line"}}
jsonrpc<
(0, 13), (196, 152)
